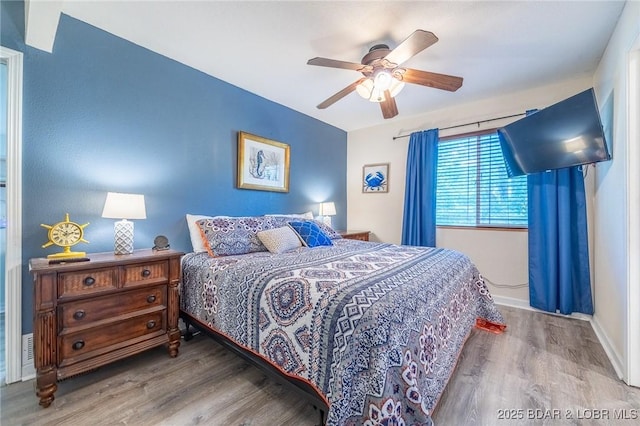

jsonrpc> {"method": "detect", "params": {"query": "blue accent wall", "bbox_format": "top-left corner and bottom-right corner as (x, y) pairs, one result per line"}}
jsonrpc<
(1, 1), (347, 333)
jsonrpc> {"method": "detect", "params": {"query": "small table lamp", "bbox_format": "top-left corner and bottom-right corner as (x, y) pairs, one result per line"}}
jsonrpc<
(319, 201), (336, 228)
(102, 192), (146, 255)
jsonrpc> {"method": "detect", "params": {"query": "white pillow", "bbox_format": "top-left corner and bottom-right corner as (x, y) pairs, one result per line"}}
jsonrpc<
(186, 214), (212, 253)
(265, 211), (314, 220)
(257, 226), (303, 254)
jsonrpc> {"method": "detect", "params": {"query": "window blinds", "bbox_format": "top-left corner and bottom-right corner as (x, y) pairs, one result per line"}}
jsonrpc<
(436, 132), (528, 227)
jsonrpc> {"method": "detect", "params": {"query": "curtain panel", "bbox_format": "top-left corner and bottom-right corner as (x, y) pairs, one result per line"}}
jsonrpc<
(401, 129), (439, 247)
(524, 109), (593, 315)
(527, 167), (593, 315)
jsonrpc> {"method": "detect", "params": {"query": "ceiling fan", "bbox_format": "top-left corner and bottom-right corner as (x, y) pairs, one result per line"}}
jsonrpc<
(307, 30), (463, 119)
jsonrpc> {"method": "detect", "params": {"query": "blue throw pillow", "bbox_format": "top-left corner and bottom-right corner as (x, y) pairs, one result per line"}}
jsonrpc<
(288, 221), (333, 248)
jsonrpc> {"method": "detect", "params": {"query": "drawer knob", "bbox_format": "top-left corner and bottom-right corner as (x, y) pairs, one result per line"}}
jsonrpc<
(73, 310), (86, 320)
(141, 269), (151, 277)
(72, 340), (85, 350)
(146, 320), (156, 329)
(83, 276), (96, 286)
(146, 295), (156, 303)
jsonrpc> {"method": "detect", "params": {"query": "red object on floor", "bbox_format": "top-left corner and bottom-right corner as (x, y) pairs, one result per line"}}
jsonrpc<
(475, 318), (507, 334)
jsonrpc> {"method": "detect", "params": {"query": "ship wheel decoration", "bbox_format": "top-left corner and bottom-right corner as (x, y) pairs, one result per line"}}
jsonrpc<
(41, 213), (90, 259)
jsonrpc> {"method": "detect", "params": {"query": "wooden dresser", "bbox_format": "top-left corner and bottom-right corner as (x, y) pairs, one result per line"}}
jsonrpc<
(338, 230), (370, 241)
(29, 249), (184, 408)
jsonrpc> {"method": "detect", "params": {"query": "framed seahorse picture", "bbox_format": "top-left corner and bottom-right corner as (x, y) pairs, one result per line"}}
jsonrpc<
(237, 131), (290, 192)
(362, 163), (389, 193)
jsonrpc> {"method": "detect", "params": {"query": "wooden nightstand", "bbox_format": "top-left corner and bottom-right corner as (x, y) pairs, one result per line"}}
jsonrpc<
(338, 230), (370, 241)
(29, 249), (184, 408)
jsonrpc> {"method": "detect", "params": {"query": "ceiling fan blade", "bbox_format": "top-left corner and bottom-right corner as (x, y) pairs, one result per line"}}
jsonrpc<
(402, 68), (463, 92)
(317, 78), (366, 109)
(380, 91), (398, 119)
(384, 30), (438, 66)
(307, 57), (367, 71)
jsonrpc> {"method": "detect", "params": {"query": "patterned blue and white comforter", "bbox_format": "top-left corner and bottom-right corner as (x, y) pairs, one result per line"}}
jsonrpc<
(180, 239), (504, 425)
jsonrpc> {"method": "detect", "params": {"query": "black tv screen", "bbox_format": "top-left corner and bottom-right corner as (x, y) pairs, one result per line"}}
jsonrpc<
(498, 88), (611, 177)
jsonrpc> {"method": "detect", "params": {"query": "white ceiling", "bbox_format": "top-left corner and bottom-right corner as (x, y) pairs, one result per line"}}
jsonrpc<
(29, 1), (625, 132)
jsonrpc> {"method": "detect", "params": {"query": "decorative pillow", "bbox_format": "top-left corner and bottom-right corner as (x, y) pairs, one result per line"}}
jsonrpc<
(257, 226), (303, 254)
(186, 214), (213, 253)
(288, 221), (333, 248)
(197, 216), (277, 257)
(186, 214), (234, 252)
(310, 219), (342, 240)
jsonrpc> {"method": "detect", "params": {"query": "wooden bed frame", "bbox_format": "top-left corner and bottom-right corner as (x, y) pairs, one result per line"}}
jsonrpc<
(180, 310), (328, 424)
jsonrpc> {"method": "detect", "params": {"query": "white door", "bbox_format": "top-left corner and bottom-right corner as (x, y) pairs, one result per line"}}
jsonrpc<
(1, 46), (23, 384)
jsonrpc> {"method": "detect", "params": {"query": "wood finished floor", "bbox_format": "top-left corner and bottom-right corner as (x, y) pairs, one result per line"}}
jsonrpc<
(2, 306), (640, 425)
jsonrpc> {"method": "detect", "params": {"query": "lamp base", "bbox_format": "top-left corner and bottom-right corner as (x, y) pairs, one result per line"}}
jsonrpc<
(321, 216), (332, 228)
(114, 219), (134, 255)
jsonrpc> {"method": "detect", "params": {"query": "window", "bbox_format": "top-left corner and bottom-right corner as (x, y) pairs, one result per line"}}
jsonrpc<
(436, 131), (528, 228)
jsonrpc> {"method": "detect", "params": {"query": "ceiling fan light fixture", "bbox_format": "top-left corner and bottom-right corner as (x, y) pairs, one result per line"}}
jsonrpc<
(369, 86), (386, 103)
(356, 78), (374, 99)
(388, 78), (405, 98)
(356, 75), (404, 103)
(308, 29), (463, 118)
(373, 70), (393, 91)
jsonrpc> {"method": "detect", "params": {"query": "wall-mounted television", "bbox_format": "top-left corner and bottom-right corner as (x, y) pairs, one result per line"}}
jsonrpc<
(498, 88), (611, 177)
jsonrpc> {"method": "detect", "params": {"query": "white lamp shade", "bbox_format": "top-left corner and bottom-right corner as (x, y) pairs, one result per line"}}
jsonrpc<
(368, 86), (386, 103)
(102, 192), (147, 219)
(319, 202), (336, 216)
(356, 78), (374, 99)
(356, 75), (405, 103)
(373, 71), (392, 91)
(389, 78), (405, 97)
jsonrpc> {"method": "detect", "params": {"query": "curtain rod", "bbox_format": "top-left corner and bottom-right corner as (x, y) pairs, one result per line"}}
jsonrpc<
(392, 112), (525, 140)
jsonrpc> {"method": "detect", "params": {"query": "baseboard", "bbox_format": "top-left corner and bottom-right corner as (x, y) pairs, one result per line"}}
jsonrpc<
(590, 314), (624, 380)
(492, 295), (531, 310)
(492, 295), (592, 321)
(22, 364), (36, 381)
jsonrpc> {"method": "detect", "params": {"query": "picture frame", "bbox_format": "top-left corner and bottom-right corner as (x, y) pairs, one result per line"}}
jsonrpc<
(362, 163), (389, 193)
(237, 131), (290, 192)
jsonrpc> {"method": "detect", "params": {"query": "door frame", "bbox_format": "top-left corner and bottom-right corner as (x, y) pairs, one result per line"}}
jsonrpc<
(626, 37), (640, 387)
(1, 46), (23, 384)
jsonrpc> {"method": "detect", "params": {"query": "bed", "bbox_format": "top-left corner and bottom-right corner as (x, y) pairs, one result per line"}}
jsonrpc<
(179, 216), (505, 425)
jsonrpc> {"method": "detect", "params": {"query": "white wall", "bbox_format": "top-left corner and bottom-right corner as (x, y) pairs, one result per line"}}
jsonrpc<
(347, 76), (593, 303)
(437, 228), (529, 302)
(591, 0), (640, 384)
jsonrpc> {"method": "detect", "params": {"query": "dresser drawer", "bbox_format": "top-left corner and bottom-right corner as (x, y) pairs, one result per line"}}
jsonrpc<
(59, 310), (166, 366)
(59, 285), (166, 329)
(123, 260), (168, 288)
(58, 268), (118, 299)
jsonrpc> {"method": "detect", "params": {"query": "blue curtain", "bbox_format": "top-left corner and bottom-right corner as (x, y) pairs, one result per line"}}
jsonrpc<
(401, 129), (439, 246)
(525, 111), (593, 315)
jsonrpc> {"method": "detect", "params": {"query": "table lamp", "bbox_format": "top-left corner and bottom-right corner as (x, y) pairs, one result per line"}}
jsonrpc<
(319, 201), (336, 227)
(102, 192), (146, 255)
